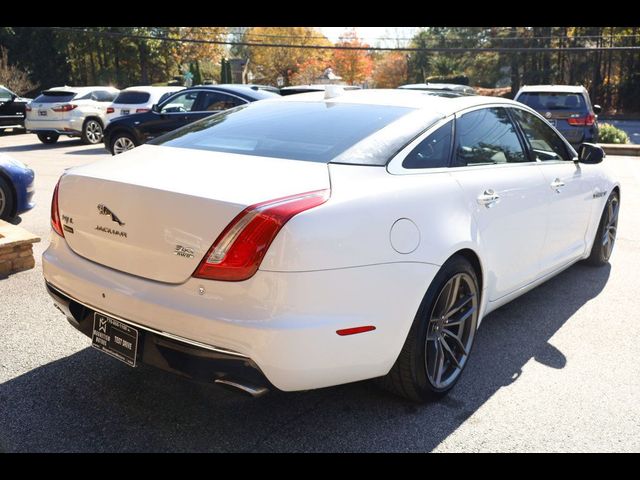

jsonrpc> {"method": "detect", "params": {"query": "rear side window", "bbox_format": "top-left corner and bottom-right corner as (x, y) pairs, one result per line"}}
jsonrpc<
(0, 86), (13, 100)
(114, 91), (151, 104)
(34, 91), (76, 103)
(196, 91), (245, 111)
(402, 120), (453, 169)
(510, 108), (571, 161)
(517, 92), (586, 111)
(94, 90), (118, 102)
(151, 101), (412, 163)
(454, 108), (528, 166)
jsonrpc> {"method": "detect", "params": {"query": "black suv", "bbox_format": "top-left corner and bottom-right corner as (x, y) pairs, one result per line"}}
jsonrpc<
(103, 84), (279, 154)
(0, 85), (31, 132)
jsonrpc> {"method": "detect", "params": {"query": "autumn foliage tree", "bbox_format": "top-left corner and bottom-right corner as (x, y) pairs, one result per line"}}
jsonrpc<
(245, 27), (331, 86)
(372, 52), (408, 88)
(331, 29), (373, 86)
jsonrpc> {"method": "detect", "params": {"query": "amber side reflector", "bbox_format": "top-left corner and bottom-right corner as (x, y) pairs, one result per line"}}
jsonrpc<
(336, 326), (376, 336)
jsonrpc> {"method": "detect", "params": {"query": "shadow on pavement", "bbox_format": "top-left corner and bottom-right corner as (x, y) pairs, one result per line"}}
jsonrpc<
(0, 138), (85, 152)
(0, 262), (610, 452)
(65, 147), (108, 156)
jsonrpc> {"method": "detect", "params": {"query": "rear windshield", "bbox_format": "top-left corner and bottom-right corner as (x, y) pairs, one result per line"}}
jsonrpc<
(34, 91), (77, 103)
(150, 101), (413, 163)
(517, 92), (586, 111)
(113, 91), (151, 104)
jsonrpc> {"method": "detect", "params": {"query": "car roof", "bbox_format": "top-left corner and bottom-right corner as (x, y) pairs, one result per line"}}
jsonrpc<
(121, 86), (184, 93)
(281, 84), (362, 91)
(399, 83), (476, 93)
(184, 84), (280, 99)
(517, 85), (587, 94)
(269, 88), (518, 117)
(45, 86), (120, 94)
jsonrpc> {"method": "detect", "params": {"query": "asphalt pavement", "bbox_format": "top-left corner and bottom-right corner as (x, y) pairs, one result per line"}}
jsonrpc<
(0, 130), (639, 452)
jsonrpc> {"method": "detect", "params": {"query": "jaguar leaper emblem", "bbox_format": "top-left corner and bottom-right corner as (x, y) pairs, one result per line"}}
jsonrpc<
(97, 204), (125, 226)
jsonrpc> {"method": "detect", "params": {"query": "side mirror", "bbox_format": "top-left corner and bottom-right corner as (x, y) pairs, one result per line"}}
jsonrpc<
(151, 103), (160, 113)
(10, 93), (17, 102)
(578, 143), (605, 164)
(593, 104), (602, 115)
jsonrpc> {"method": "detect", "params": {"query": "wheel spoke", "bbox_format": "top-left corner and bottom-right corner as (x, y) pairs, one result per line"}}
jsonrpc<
(444, 305), (476, 327)
(442, 329), (468, 356)
(445, 275), (461, 311)
(444, 293), (474, 320)
(439, 337), (462, 370)
(434, 340), (445, 386)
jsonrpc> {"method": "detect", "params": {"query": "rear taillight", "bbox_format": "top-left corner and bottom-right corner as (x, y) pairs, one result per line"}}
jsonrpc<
(52, 104), (77, 112)
(51, 177), (64, 237)
(567, 114), (595, 126)
(106, 107), (115, 114)
(135, 108), (150, 113)
(193, 189), (330, 281)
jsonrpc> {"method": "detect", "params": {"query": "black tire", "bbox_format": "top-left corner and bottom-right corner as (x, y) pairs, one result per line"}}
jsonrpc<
(81, 118), (103, 145)
(0, 175), (15, 221)
(585, 190), (620, 266)
(37, 132), (59, 144)
(109, 132), (138, 155)
(378, 255), (480, 402)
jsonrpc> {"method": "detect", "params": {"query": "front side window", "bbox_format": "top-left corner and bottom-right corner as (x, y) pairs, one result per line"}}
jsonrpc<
(197, 91), (245, 111)
(160, 91), (199, 113)
(402, 120), (453, 169)
(511, 108), (571, 161)
(0, 86), (14, 100)
(454, 107), (528, 166)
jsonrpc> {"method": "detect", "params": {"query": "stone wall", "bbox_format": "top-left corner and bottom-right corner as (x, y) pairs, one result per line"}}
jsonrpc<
(0, 221), (40, 277)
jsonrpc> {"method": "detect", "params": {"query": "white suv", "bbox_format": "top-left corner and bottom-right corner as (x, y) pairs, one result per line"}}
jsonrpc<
(106, 86), (184, 125)
(25, 86), (119, 144)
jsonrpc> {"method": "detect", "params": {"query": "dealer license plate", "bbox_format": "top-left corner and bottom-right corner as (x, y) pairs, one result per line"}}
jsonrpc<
(38, 110), (47, 116)
(121, 109), (130, 115)
(91, 312), (139, 367)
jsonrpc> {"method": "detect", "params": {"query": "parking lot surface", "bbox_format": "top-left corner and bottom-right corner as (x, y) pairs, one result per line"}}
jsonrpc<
(1, 131), (639, 452)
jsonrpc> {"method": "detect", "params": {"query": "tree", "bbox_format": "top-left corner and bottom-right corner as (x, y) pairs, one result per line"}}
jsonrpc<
(331, 29), (373, 86)
(245, 27), (331, 86)
(0, 46), (37, 95)
(372, 52), (407, 88)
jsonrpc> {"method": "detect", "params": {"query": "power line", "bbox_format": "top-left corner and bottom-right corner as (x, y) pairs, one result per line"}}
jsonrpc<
(48, 27), (640, 53)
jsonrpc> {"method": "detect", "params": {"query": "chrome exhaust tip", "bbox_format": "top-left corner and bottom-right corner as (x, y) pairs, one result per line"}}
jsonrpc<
(215, 378), (269, 398)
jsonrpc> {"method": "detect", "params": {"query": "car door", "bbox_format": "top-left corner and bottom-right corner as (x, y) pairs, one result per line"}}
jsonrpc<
(449, 106), (549, 301)
(510, 107), (595, 273)
(0, 87), (24, 127)
(138, 90), (201, 141)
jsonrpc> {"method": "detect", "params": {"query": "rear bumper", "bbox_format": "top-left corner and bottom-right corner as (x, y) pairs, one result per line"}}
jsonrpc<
(42, 235), (439, 391)
(46, 282), (272, 390)
(25, 118), (83, 136)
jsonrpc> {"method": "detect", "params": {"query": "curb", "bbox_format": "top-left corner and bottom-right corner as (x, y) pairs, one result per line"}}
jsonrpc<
(600, 144), (640, 157)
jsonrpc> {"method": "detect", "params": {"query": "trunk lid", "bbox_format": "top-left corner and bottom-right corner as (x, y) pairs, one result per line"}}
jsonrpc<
(57, 145), (330, 284)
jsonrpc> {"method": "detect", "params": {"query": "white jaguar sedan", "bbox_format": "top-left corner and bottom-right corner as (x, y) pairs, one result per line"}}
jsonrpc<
(43, 89), (619, 402)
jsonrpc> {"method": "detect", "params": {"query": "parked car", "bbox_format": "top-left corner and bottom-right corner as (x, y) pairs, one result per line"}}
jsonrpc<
(0, 85), (32, 132)
(44, 90), (618, 401)
(0, 153), (35, 221)
(103, 84), (279, 155)
(105, 86), (185, 125)
(279, 84), (361, 96)
(399, 83), (477, 96)
(25, 86), (120, 145)
(514, 85), (601, 146)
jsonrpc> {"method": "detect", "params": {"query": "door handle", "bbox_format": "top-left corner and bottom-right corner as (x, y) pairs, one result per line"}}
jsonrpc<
(551, 178), (566, 192)
(477, 189), (501, 208)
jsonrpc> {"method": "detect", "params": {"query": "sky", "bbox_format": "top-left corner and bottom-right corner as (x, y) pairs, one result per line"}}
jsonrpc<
(317, 27), (420, 47)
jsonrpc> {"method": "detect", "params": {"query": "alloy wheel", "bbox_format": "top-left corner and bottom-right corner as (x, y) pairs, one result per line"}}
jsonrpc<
(602, 194), (619, 261)
(85, 121), (103, 144)
(113, 136), (136, 154)
(425, 272), (478, 390)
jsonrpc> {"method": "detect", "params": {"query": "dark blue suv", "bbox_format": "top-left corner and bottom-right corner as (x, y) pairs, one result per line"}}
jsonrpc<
(514, 85), (601, 147)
